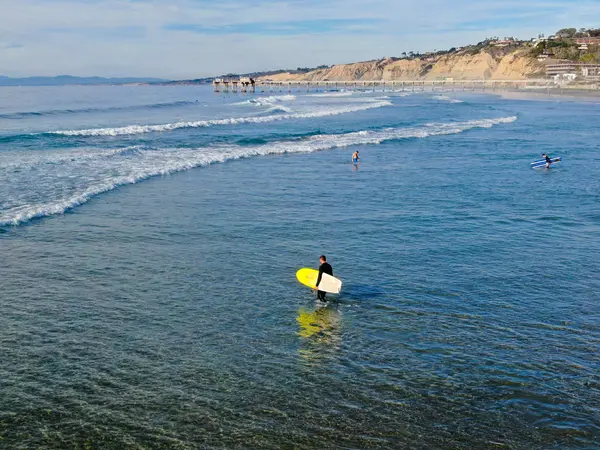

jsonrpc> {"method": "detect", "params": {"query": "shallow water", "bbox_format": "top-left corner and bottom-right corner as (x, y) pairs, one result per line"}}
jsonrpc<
(1, 86), (599, 449)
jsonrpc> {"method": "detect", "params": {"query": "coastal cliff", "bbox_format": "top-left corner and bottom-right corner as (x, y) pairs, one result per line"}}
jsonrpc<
(260, 48), (546, 82)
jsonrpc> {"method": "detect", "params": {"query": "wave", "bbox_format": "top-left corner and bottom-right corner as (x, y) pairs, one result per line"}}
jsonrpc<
(292, 116), (517, 150)
(433, 95), (464, 104)
(306, 92), (354, 97)
(236, 94), (296, 106)
(264, 105), (294, 114)
(0, 116), (516, 226)
(0, 100), (198, 120)
(0, 146), (142, 172)
(48, 99), (392, 137)
(236, 95), (296, 113)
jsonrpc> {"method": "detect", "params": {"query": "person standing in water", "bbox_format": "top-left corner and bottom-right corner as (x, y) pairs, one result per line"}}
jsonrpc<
(352, 151), (360, 164)
(316, 255), (333, 301)
(542, 153), (553, 169)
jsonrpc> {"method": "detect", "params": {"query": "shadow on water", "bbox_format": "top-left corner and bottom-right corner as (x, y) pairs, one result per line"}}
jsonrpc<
(338, 283), (386, 302)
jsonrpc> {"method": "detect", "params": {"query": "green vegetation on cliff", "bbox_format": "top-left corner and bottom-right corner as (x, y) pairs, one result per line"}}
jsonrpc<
(530, 27), (600, 63)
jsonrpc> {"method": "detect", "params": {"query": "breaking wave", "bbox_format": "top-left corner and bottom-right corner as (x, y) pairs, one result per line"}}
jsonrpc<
(306, 92), (354, 97)
(236, 95), (296, 113)
(1, 116), (516, 226)
(433, 95), (464, 104)
(0, 101), (198, 120)
(48, 99), (391, 137)
(236, 94), (295, 106)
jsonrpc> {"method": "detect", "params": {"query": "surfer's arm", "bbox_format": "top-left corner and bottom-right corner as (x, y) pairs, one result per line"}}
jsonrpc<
(316, 268), (323, 288)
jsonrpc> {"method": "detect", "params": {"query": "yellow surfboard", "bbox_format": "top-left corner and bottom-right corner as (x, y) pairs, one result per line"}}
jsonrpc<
(296, 268), (342, 294)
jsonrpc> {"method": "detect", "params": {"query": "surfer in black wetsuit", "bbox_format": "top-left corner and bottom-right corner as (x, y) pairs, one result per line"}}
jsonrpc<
(316, 255), (333, 301)
(542, 153), (553, 169)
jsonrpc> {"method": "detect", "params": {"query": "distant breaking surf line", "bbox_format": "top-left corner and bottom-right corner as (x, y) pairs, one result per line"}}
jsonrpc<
(49, 100), (392, 137)
(1, 116), (516, 227)
(235, 94), (297, 105)
(306, 92), (354, 97)
(0, 100), (199, 120)
(433, 95), (464, 104)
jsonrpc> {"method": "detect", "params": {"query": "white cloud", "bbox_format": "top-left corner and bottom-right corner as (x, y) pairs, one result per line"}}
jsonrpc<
(0, 0), (599, 78)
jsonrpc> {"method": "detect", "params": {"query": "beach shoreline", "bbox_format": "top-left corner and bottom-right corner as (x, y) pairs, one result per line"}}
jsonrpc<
(496, 86), (600, 102)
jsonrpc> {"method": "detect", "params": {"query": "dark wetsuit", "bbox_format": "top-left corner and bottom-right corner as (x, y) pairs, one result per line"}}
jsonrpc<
(545, 155), (552, 166)
(316, 262), (333, 301)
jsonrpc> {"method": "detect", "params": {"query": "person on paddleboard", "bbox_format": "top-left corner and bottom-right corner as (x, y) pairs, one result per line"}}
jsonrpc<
(352, 151), (360, 164)
(316, 255), (333, 301)
(542, 153), (553, 169)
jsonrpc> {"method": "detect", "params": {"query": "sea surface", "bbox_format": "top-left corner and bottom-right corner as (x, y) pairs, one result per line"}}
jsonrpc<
(1, 85), (599, 449)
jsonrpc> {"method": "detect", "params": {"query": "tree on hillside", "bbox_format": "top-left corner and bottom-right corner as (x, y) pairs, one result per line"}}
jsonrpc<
(401, 51), (407, 58)
(553, 45), (581, 61)
(530, 42), (545, 56)
(580, 53), (596, 63)
(556, 27), (577, 38)
(589, 29), (600, 37)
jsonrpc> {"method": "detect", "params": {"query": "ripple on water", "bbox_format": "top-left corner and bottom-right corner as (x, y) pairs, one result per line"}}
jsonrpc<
(2, 88), (600, 448)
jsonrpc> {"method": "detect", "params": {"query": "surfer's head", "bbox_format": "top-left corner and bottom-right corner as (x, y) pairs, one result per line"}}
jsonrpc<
(320, 255), (327, 263)
(542, 153), (546, 157)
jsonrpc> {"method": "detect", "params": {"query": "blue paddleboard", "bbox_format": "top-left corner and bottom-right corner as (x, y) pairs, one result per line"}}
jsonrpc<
(531, 157), (561, 169)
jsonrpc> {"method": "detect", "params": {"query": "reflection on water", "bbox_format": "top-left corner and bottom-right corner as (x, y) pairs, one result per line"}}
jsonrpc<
(297, 305), (342, 364)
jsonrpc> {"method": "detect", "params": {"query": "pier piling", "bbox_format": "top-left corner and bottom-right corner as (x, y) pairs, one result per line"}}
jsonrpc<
(212, 79), (554, 94)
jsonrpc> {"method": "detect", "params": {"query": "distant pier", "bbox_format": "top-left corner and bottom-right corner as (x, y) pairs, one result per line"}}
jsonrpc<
(212, 78), (557, 93)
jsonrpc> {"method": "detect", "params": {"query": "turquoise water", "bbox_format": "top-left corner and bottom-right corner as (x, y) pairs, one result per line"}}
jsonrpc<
(1, 86), (599, 448)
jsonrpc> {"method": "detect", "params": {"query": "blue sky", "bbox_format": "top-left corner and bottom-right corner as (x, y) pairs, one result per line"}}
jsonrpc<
(0, 0), (599, 79)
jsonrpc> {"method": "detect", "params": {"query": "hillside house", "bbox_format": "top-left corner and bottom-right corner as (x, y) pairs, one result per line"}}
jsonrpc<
(492, 39), (517, 47)
(576, 37), (600, 45)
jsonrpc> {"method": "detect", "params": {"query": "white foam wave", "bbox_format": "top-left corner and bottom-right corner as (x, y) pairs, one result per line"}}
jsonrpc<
(298, 116), (517, 150)
(50, 100), (391, 137)
(265, 105), (293, 114)
(433, 95), (464, 104)
(1, 146), (141, 172)
(236, 94), (296, 106)
(261, 94), (296, 102)
(306, 92), (354, 97)
(1, 116), (516, 226)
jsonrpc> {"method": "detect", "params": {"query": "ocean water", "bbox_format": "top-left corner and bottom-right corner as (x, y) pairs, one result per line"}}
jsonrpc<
(1, 85), (599, 449)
